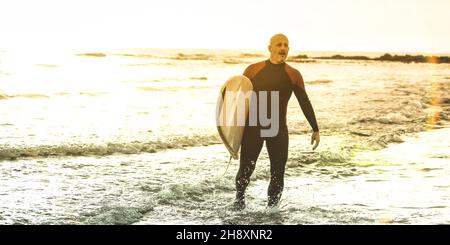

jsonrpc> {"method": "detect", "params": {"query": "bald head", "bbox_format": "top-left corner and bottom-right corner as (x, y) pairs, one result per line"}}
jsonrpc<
(268, 33), (289, 64)
(270, 34), (289, 45)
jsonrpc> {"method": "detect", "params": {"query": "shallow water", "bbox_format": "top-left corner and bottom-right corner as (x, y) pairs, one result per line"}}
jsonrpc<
(0, 49), (449, 224)
(0, 129), (448, 225)
(1, 49), (449, 159)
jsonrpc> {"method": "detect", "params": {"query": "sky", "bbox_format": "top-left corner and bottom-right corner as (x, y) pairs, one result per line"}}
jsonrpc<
(0, 0), (449, 53)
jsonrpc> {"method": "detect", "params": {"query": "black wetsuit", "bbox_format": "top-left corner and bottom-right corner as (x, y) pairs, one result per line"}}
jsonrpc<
(236, 60), (319, 206)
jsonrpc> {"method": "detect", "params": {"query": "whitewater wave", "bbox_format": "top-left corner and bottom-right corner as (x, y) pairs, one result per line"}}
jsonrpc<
(353, 112), (413, 125)
(0, 92), (106, 100)
(81, 204), (154, 225)
(112, 53), (155, 59)
(76, 51), (267, 63)
(77, 177), (234, 224)
(288, 149), (352, 167)
(0, 94), (50, 100)
(307, 80), (333, 85)
(157, 182), (216, 205)
(136, 85), (212, 92)
(173, 53), (214, 61)
(0, 134), (221, 160)
(125, 76), (208, 84)
(373, 133), (406, 147)
(239, 53), (265, 58)
(190, 77), (208, 80)
(36, 64), (59, 68)
(223, 59), (244, 64)
(76, 53), (107, 57)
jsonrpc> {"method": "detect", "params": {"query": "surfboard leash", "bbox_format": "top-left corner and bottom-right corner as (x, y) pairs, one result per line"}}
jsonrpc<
(221, 155), (233, 177)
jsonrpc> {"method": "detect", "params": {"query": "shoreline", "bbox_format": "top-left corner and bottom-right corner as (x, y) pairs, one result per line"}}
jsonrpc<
(71, 50), (450, 65)
(289, 53), (450, 64)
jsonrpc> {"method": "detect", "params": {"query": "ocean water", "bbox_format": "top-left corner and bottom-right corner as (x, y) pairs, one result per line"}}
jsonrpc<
(0, 48), (449, 224)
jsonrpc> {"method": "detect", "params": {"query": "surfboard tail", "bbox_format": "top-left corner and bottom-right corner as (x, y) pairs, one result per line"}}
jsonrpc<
(215, 75), (253, 161)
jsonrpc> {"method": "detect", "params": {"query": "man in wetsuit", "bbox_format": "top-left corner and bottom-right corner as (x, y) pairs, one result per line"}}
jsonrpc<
(234, 34), (320, 210)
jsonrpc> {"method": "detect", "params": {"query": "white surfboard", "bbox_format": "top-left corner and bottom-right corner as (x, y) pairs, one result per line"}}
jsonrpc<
(216, 75), (253, 160)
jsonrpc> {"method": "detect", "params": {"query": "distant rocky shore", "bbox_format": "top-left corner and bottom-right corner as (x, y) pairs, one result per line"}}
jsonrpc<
(289, 53), (450, 64)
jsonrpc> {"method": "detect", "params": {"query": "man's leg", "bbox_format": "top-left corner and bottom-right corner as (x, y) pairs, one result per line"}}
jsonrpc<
(266, 126), (289, 207)
(235, 126), (264, 208)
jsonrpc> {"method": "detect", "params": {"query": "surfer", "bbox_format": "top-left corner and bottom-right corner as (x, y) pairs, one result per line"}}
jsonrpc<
(234, 33), (320, 210)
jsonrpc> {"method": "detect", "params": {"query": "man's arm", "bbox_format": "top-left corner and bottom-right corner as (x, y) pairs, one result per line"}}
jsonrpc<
(285, 65), (319, 132)
(293, 85), (320, 150)
(287, 67), (320, 150)
(292, 81), (319, 132)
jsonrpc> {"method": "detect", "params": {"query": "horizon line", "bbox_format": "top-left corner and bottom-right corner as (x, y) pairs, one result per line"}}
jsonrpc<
(1, 47), (449, 56)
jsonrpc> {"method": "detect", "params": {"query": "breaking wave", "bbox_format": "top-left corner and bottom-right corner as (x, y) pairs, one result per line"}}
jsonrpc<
(223, 59), (244, 64)
(0, 134), (221, 161)
(136, 85), (212, 92)
(75, 51), (268, 63)
(288, 149), (352, 167)
(353, 112), (415, 125)
(0, 92), (105, 100)
(307, 80), (333, 85)
(0, 93), (50, 100)
(239, 53), (265, 58)
(80, 205), (154, 225)
(36, 64), (59, 68)
(76, 53), (107, 57)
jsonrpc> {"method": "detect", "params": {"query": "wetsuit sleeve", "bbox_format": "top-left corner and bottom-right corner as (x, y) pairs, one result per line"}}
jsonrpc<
(243, 61), (266, 80)
(292, 72), (319, 132)
(243, 65), (253, 78)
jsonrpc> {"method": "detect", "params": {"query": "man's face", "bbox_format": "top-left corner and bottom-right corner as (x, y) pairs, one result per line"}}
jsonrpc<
(269, 35), (289, 64)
